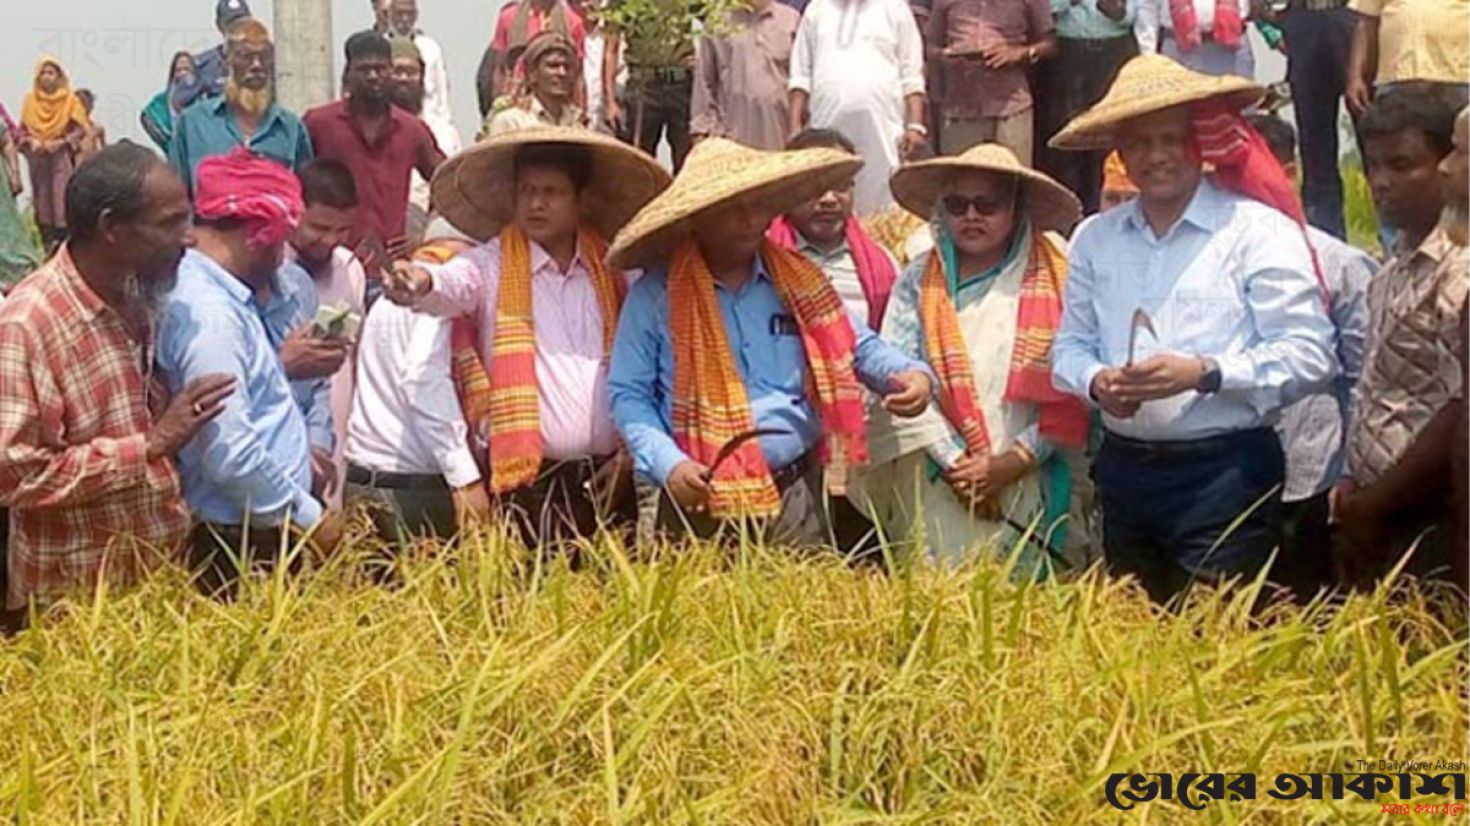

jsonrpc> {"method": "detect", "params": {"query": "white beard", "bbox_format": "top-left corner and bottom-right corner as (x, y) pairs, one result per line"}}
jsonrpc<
(1440, 200), (1469, 248)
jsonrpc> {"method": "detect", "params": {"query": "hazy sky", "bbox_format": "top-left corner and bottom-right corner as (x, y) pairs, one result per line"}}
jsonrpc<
(5, 1), (1288, 153)
(5, 0), (498, 149)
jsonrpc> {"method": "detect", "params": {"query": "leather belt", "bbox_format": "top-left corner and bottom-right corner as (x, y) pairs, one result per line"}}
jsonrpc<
(347, 464), (450, 491)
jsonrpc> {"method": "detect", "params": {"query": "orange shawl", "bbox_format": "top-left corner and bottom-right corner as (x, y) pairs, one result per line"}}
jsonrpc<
(668, 238), (868, 518)
(920, 230), (1089, 456)
(21, 57), (89, 142)
(448, 227), (624, 493)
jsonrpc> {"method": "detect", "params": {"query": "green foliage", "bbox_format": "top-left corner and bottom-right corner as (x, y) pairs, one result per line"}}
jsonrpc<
(0, 528), (1463, 823)
(594, 0), (747, 57)
(1342, 158), (1382, 258)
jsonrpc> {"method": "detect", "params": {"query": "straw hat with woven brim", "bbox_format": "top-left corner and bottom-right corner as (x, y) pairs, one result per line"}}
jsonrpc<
(890, 143), (1082, 232)
(607, 138), (863, 269)
(1049, 53), (1265, 151)
(430, 126), (672, 241)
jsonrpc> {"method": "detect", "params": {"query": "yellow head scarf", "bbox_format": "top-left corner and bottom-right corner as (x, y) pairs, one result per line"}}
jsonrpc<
(21, 57), (90, 142)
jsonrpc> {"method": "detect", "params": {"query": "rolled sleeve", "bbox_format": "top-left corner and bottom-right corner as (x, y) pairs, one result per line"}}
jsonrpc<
(895, 4), (928, 96)
(788, 14), (815, 92)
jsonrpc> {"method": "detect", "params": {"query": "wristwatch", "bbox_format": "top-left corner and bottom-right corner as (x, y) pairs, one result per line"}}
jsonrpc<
(1197, 357), (1222, 394)
(905, 122), (929, 137)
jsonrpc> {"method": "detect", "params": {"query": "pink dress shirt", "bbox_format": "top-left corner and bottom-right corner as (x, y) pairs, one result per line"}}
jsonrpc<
(418, 236), (627, 460)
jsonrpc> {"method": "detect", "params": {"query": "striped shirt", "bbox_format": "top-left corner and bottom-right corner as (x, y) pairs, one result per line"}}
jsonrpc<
(0, 248), (190, 610)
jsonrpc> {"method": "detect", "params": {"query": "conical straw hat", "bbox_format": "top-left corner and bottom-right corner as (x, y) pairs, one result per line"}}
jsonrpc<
(430, 126), (672, 241)
(1049, 54), (1265, 151)
(890, 143), (1082, 232)
(608, 138), (863, 269)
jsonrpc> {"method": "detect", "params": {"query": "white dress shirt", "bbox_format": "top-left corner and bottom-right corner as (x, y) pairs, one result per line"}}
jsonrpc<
(1052, 178), (1339, 442)
(344, 298), (481, 488)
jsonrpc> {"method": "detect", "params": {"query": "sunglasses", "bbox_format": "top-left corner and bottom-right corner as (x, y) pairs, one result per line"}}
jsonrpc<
(942, 194), (1013, 218)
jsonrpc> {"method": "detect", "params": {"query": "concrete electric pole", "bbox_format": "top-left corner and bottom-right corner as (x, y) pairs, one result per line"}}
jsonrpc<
(273, 0), (334, 113)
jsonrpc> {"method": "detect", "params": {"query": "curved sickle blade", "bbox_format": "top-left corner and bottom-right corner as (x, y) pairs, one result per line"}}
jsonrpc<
(1127, 308), (1157, 367)
(704, 428), (790, 480)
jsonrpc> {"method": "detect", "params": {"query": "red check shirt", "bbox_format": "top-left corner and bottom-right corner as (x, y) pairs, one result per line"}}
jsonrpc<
(0, 249), (190, 610)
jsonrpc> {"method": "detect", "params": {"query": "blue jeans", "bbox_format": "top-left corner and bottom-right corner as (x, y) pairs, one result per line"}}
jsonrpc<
(1094, 429), (1284, 604)
(1281, 7), (1354, 240)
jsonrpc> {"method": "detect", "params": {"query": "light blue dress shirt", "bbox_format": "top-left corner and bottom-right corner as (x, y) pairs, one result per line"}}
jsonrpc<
(1048, 0), (1137, 39)
(609, 257), (933, 485)
(1051, 178), (1339, 442)
(167, 96), (314, 196)
(157, 250), (322, 529)
(265, 262), (333, 452)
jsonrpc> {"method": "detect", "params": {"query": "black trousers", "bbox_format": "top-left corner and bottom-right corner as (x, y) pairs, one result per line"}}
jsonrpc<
(620, 69), (693, 172)
(1279, 491), (1335, 601)
(1280, 8), (1355, 239)
(1035, 35), (1138, 214)
(499, 456), (636, 552)
(188, 523), (298, 600)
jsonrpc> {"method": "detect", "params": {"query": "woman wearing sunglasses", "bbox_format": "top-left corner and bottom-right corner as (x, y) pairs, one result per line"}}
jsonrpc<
(859, 144), (1093, 576)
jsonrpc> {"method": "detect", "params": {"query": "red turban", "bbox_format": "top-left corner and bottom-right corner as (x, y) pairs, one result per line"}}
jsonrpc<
(1191, 101), (1327, 303)
(194, 147), (303, 249)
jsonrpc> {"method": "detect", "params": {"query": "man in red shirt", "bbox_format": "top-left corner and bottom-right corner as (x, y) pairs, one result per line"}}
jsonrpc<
(305, 31), (444, 292)
(0, 144), (233, 625)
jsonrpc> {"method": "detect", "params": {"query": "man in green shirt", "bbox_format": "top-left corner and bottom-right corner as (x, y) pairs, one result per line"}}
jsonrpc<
(600, 0), (696, 170)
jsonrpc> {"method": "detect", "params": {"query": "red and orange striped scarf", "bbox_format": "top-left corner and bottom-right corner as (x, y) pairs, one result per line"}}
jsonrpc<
(668, 238), (869, 518)
(446, 226), (625, 493)
(920, 231), (1088, 456)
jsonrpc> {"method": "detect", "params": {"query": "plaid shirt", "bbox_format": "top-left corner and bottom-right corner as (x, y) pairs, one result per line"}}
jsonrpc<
(0, 248), (190, 611)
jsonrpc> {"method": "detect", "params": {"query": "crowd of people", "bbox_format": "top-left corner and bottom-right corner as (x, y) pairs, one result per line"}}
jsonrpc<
(0, 0), (1465, 627)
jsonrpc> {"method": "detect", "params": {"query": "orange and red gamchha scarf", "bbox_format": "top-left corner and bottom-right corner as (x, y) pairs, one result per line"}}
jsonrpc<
(919, 230), (1089, 456)
(667, 238), (869, 518)
(441, 226), (625, 494)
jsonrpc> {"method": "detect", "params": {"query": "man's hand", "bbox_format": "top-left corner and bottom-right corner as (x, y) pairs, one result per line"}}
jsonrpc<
(385, 235), (412, 263)
(666, 460), (713, 513)
(944, 449), (1030, 509)
(982, 43), (1028, 70)
(590, 451), (634, 513)
(604, 98), (624, 134)
(899, 128), (928, 161)
(279, 325), (350, 381)
(308, 508), (346, 557)
(1089, 368), (1142, 419)
(146, 373), (236, 460)
(7, 170), (20, 198)
(1327, 479), (1357, 525)
(883, 370), (933, 418)
(1112, 354), (1207, 403)
(382, 261), (433, 306)
(310, 447), (337, 498)
(452, 482), (493, 528)
(1346, 77), (1373, 118)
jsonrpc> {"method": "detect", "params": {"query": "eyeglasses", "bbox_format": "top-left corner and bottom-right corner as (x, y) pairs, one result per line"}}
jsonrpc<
(942, 194), (1012, 218)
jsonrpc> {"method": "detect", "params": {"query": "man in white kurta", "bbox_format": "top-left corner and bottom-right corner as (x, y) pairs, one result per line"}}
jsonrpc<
(787, 0), (928, 215)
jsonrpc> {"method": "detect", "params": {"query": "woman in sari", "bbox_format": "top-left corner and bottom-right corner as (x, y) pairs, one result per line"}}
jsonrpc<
(140, 52), (197, 155)
(859, 144), (1091, 578)
(0, 119), (41, 287)
(19, 57), (90, 253)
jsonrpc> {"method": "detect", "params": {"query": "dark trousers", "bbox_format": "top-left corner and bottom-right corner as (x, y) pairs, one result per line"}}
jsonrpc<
(1279, 491), (1335, 601)
(620, 70), (693, 172)
(345, 470), (458, 548)
(647, 459), (831, 548)
(499, 456), (636, 551)
(189, 522), (298, 600)
(1094, 429), (1285, 604)
(1281, 8), (1355, 240)
(1036, 35), (1138, 214)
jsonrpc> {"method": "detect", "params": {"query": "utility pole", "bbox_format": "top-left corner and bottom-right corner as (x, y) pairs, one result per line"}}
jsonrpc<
(273, 0), (334, 113)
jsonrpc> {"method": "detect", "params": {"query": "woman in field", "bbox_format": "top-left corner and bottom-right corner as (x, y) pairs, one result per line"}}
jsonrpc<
(860, 145), (1093, 577)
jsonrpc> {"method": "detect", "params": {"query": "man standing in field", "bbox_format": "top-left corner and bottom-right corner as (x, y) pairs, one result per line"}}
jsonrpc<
(1049, 55), (1337, 603)
(0, 145), (231, 622)
(1333, 86), (1467, 588)
(385, 128), (671, 548)
(156, 150), (345, 597)
(606, 139), (934, 546)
